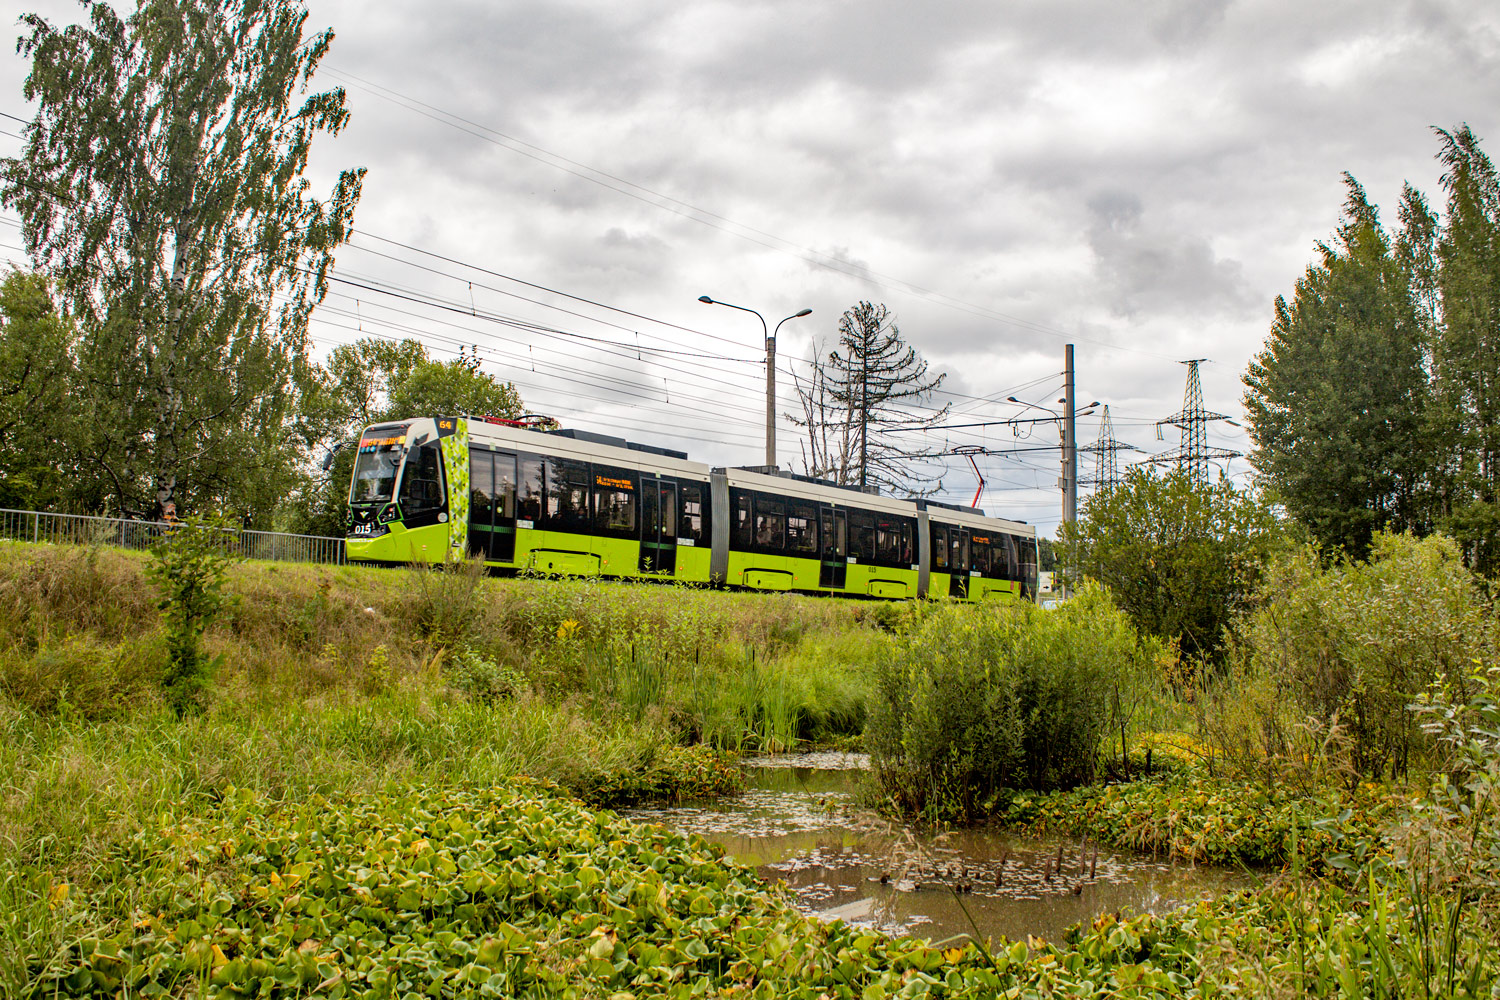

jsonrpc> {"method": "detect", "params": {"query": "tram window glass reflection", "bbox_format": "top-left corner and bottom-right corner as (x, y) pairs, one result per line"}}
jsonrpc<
(998, 534), (1018, 579)
(875, 520), (902, 565)
(400, 441), (444, 511)
(495, 454), (517, 519)
(680, 484), (704, 542)
(470, 450), (495, 525)
(787, 502), (817, 554)
(660, 484), (677, 539)
(951, 530), (970, 572)
(932, 524), (949, 570)
(731, 491), (752, 548)
(592, 466), (636, 534)
(545, 458), (590, 531)
(518, 456), (543, 523)
(972, 534), (991, 575)
(352, 445), (404, 503)
(754, 496), (785, 551)
(850, 511), (876, 562)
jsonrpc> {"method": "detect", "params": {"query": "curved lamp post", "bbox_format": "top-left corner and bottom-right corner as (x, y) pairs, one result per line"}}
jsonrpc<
(698, 295), (811, 469)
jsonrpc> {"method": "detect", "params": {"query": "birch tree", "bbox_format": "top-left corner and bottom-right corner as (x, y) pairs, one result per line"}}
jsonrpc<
(2, 0), (364, 518)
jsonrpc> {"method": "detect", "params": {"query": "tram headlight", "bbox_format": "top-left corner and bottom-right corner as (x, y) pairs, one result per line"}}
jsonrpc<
(378, 504), (398, 524)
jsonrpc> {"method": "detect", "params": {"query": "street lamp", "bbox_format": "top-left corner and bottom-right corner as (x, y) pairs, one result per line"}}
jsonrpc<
(698, 295), (811, 469)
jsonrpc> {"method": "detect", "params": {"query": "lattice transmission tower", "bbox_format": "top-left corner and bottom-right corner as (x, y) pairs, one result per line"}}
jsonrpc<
(1078, 405), (1137, 490)
(1144, 360), (1240, 485)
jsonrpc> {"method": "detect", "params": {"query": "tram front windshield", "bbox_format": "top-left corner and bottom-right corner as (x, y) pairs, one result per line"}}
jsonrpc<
(350, 426), (409, 503)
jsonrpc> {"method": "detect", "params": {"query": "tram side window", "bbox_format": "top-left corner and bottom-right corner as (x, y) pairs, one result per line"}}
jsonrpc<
(754, 495), (786, 551)
(731, 491), (752, 549)
(787, 502), (817, 555)
(495, 454), (517, 519)
(901, 520), (915, 565)
(679, 483), (705, 543)
(972, 534), (992, 576)
(874, 520), (901, 566)
(518, 456), (543, 523)
(592, 466), (636, 534)
(400, 440), (444, 511)
(470, 449), (495, 526)
(1018, 537), (1038, 583)
(998, 534), (1019, 580)
(950, 530), (970, 573)
(931, 524), (949, 571)
(544, 458), (591, 532)
(660, 483), (677, 539)
(850, 510), (876, 562)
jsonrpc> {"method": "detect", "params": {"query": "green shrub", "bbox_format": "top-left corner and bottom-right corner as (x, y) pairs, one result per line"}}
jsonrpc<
(145, 519), (238, 716)
(446, 645), (525, 704)
(1223, 532), (1495, 783)
(867, 583), (1167, 821)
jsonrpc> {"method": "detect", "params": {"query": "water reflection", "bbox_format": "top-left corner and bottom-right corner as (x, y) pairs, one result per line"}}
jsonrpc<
(627, 755), (1257, 944)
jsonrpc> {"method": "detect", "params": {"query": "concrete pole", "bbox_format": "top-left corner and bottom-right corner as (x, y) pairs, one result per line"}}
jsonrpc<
(765, 333), (777, 470)
(1064, 343), (1077, 526)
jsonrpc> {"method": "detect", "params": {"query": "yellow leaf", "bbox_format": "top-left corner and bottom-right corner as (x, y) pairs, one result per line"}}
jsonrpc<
(47, 883), (69, 908)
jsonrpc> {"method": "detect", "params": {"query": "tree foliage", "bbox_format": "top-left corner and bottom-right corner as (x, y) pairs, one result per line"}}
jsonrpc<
(1246, 125), (1500, 575)
(1, 0), (363, 518)
(1057, 468), (1282, 665)
(0, 272), (78, 509)
(791, 302), (949, 495)
(1429, 126), (1500, 574)
(1243, 175), (1431, 559)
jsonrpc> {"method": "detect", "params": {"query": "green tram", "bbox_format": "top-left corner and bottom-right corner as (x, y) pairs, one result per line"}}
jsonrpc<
(345, 415), (1039, 602)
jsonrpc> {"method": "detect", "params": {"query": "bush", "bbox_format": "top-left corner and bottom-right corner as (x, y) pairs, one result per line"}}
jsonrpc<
(866, 583), (1167, 821)
(445, 645), (525, 704)
(145, 519), (237, 716)
(1220, 532), (1495, 783)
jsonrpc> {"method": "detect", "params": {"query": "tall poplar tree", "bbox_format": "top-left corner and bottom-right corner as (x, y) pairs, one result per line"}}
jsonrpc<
(1243, 176), (1431, 558)
(2, 0), (364, 519)
(1430, 125), (1500, 573)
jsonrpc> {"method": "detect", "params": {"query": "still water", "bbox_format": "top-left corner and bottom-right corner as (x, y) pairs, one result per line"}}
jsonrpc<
(627, 752), (1257, 945)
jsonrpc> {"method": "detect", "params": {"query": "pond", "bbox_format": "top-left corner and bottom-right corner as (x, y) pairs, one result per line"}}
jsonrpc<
(626, 752), (1258, 945)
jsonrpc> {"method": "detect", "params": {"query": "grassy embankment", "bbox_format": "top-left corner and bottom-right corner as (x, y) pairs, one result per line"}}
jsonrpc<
(3, 540), (1497, 997)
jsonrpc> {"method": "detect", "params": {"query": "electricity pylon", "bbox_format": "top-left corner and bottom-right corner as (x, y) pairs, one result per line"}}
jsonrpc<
(1078, 405), (1137, 489)
(1144, 360), (1239, 485)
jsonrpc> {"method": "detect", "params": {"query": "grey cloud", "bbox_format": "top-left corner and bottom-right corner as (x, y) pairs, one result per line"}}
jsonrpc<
(1085, 189), (1256, 319)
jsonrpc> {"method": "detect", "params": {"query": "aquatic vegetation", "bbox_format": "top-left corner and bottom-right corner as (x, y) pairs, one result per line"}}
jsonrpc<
(23, 781), (1496, 999)
(997, 774), (1403, 870)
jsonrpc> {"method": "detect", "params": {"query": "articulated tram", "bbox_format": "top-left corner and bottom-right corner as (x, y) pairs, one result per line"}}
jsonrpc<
(345, 415), (1039, 602)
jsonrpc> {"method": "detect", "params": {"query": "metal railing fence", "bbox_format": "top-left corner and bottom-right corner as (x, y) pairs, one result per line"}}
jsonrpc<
(0, 508), (345, 565)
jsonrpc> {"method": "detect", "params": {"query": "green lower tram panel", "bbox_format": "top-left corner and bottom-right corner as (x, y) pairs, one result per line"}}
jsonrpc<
(348, 524), (1025, 602)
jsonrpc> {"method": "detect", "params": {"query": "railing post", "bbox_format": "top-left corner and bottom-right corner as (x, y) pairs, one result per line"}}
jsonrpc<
(33, 512), (38, 543)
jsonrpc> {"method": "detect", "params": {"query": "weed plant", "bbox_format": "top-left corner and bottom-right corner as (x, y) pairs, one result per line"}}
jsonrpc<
(866, 583), (1169, 822)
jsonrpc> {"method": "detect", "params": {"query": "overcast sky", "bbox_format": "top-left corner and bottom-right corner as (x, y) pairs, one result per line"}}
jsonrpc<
(3, 0), (1499, 536)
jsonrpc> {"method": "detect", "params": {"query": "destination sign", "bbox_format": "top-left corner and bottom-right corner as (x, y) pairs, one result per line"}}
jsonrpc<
(595, 475), (634, 490)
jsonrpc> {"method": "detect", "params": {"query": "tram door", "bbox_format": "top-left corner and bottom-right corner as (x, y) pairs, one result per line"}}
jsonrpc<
(469, 450), (518, 562)
(639, 479), (678, 574)
(948, 527), (971, 598)
(819, 506), (847, 589)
